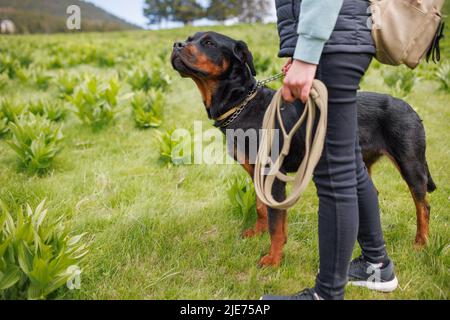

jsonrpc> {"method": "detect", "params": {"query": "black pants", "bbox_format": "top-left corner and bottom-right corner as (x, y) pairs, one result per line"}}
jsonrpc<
(309, 53), (388, 299)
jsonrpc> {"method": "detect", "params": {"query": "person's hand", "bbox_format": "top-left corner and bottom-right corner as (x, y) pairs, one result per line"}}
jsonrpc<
(282, 59), (318, 103)
(282, 58), (293, 75)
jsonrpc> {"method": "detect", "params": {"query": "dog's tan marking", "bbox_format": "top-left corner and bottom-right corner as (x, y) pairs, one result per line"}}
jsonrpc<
(187, 44), (229, 77)
(258, 210), (287, 268)
(192, 78), (218, 108)
(411, 191), (430, 247)
(180, 44), (229, 108)
(383, 151), (430, 247)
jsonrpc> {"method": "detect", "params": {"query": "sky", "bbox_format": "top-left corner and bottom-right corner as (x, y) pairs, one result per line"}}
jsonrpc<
(85, 0), (276, 29)
(85, 0), (148, 28)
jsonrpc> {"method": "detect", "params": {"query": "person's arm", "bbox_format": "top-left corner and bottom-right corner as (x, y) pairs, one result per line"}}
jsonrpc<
(294, 0), (343, 64)
(282, 0), (343, 103)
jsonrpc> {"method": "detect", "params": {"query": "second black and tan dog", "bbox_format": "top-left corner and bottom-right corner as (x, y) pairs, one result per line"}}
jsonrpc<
(171, 31), (436, 267)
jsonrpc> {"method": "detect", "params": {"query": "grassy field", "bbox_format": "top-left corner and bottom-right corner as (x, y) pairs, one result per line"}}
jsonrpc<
(0, 23), (449, 300)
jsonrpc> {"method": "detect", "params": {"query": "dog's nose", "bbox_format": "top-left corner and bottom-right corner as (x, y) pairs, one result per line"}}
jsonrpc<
(173, 41), (186, 49)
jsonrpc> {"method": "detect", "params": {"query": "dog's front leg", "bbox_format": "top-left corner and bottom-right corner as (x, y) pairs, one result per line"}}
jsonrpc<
(242, 196), (269, 238)
(258, 208), (287, 268)
(239, 162), (269, 238)
(258, 179), (287, 268)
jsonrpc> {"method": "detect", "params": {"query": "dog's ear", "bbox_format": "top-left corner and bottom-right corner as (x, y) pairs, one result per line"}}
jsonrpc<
(233, 40), (256, 76)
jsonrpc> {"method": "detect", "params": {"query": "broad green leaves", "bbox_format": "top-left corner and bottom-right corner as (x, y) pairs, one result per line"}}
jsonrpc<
(68, 76), (121, 130)
(0, 200), (89, 299)
(127, 67), (171, 92)
(227, 177), (257, 227)
(131, 89), (165, 128)
(6, 114), (64, 174)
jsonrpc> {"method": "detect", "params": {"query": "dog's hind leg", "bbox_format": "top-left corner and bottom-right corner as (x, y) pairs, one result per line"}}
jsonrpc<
(410, 191), (430, 247)
(385, 152), (431, 247)
(258, 179), (287, 268)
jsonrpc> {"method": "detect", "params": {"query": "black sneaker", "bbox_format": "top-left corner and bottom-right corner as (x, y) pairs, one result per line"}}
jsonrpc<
(260, 288), (323, 300)
(348, 256), (398, 292)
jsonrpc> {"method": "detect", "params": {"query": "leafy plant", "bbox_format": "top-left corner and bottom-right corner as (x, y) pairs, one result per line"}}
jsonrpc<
(32, 69), (52, 90)
(382, 66), (417, 98)
(97, 52), (116, 68)
(7, 114), (64, 174)
(27, 101), (46, 116)
(226, 177), (256, 226)
(150, 68), (171, 90)
(0, 98), (26, 123)
(370, 59), (382, 70)
(12, 50), (33, 68)
(0, 117), (8, 136)
(157, 128), (193, 166)
(421, 234), (449, 274)
(435, 62), (450, 92)
(0, 73), (8, 91)
(131, 90), (164, 128)
(0, 54), (19, 79)
(47, 56), (64, 69)
(0, 199), (89, 300)
(56, 73), (79, 99)
(127, 67), (171, 92)
(128, 68), (152, 92)
(28, 100), (66, 122)
(14, 67), (29, 84)
(68, 76), (121, 130)
(0, 99), (25, 135)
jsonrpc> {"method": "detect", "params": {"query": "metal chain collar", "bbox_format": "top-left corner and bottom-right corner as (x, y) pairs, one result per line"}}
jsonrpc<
(219, 72), (284, 128)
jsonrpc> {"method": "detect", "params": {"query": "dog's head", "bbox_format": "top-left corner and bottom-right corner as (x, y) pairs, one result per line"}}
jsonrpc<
(171, 31), (256, 79)
(171, 31), (257, 116)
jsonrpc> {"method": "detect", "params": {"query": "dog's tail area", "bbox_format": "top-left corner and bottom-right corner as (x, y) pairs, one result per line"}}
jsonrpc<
(426, 161), (437, 193)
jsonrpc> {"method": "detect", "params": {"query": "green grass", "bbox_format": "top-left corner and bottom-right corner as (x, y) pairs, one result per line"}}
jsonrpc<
(0, 23), (449, 300)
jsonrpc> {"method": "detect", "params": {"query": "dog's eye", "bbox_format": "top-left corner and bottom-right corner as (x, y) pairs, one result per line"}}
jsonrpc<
(203, 39), (215, 47)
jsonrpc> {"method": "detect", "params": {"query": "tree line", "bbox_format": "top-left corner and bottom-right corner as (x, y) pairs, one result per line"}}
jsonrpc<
(144, 0), (271, 25)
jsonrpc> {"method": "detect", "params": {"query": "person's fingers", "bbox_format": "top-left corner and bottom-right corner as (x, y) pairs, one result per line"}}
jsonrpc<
(282, 84), (295, 102)
(300, 81), (312, 103)
(289, 85), (302, 99)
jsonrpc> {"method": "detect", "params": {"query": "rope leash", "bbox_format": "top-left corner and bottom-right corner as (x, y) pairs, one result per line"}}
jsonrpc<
(254, 79), (328, 210)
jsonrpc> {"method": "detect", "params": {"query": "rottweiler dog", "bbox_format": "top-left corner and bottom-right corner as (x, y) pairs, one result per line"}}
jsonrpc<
(171, 31), (436, 267)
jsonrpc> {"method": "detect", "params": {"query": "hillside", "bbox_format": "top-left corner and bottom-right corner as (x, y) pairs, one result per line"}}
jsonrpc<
(0, 0), (140, 33)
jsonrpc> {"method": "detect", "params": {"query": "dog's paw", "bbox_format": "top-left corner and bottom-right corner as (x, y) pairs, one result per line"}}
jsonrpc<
(241, 223), (268, 239)
(258, 254), (281, 268)
(414, 236), (428, 249)
(241, 228), (258, 238)
(241, 227), (265, 238)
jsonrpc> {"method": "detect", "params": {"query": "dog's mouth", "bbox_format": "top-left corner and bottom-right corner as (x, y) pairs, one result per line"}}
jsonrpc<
(171, 50), (206, 78)
(170, 52), (189, 77)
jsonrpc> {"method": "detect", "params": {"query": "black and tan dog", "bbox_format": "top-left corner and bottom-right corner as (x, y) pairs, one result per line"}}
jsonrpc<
(171, 31), (436, 267)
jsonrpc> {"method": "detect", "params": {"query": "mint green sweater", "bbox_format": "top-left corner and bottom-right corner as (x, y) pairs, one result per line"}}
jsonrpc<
(293, 0), (344, 64)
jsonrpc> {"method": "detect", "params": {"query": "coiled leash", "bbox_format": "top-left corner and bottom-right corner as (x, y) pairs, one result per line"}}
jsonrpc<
(254, 80), (328, 210)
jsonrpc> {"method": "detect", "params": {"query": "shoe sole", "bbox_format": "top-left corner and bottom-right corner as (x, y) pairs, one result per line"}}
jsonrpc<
(349, 276), (398, 293)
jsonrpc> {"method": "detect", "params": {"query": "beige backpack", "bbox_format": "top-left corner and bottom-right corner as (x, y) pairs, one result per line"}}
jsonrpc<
(370, 0), (445, 69)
